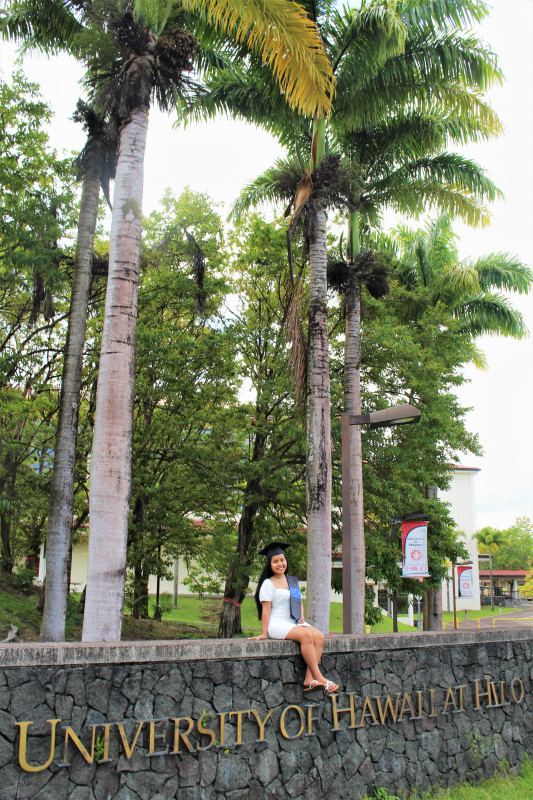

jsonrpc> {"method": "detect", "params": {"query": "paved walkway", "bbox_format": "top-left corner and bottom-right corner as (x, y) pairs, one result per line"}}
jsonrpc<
(443, 606), (533, 631)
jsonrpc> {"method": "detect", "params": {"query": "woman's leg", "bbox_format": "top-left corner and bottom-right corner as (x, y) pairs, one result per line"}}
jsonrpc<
(285, 625), (336, 689)
(301, 627), (324, 686)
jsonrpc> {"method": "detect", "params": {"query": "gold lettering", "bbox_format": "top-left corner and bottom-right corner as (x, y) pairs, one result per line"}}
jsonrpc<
(197, 714), (216, 752)
(511, 677), (525, 704)
(474, 679), (493, 710)
(117, 721), (145, 758)
(217, 712), (227, 748)
(229, 710), (251, 746)
(416, 690), (423, 719)
(358, 696), (378, 727)
(171, 717), (194, 753)
(499, 681), (510, 707)
(490, 681), (502, 706)
(375, 694), (401, 724)
(398, 692), (416, 721)
(456, 685), (467, 712)
(330, 692), (356, 731)
(428, 688), (436, 717)
(60, 725), (97, 766)
(146, 718), (169, 757)
(16, 719), (61, 773)
(306, 704), (320, 736)
(279, 705), (305, 740)
(443, 687), (458, 714)
(250, 709), (274, 742)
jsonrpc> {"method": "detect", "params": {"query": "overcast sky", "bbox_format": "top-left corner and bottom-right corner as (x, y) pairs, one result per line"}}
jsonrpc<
(1, 0), (532, 531)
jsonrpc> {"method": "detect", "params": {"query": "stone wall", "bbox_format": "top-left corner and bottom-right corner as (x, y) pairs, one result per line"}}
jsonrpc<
(0, 629), (532, 800)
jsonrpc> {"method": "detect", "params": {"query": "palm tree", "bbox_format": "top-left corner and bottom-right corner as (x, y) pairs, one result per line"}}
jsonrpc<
(393, 218), (530, 622)
(190, 0), (505, 633)
(41, 107), (117, 642)
(394, 214), (532, 355)
(185, 2), (406, 635)
(474, 527), (510, 611)
(81, 0), (335, 642)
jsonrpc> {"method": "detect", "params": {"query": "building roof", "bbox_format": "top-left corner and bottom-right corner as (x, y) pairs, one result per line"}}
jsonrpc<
(479, 569), (532, 578)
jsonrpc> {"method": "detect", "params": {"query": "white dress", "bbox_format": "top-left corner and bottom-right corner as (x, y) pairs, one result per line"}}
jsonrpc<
(259, 578), (311, 639)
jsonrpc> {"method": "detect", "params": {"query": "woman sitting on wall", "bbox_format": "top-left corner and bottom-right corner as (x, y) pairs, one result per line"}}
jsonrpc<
(250, 542), (339, 693)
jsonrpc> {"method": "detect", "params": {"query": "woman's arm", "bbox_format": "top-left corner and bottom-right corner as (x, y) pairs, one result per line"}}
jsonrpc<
(250, 601), (271, 639)
(299, 599), (305, 623)
(258, 601), (271, 638)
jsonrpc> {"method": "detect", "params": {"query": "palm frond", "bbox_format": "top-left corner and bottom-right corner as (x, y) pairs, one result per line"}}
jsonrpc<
(468, 342), (488, 370)
(440, 262), (480, 302)
(176, 67), (308, 148)
(400, 0), (491, 32)
(473, 255), (533, 295)
(0, 0), (83, 53)
(230, 159), (302, 220)
(327, 2), (406, 75)
(182, 0), (335, 117)
(366, 153), (501, 225)
(376, 180), (491, 228)
(335, 111), (497, 176)
(453, 293), (530, 339)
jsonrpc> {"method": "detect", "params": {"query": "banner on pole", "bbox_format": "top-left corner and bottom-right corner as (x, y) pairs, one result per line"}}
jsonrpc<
(401, 520), (430, 577)
(457, 565), (473, 598)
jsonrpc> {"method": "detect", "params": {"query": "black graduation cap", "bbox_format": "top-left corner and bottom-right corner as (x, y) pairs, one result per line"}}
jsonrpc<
(259, 542), (290, 558)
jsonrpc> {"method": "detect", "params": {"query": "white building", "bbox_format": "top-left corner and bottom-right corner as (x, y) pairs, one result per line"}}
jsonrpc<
(439, 466), (481, 612)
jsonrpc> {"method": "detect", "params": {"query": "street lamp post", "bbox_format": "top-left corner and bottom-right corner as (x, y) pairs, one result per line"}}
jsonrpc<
(341, 403), (421, 634)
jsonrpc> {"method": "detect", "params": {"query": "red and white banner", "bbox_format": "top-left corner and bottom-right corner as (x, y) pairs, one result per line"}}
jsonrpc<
(401, 520), (430, 577)
(457, 565), (473, 598)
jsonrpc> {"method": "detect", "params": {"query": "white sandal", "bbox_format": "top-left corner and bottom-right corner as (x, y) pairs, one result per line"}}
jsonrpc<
(303, 679), (324, 692)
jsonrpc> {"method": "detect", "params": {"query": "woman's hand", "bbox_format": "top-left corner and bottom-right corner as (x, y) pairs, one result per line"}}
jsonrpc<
(249, 633), (267, 639)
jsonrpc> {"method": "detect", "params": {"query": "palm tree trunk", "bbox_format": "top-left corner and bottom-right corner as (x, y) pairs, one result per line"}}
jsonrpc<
(342, 209), (366, 633)
(41, 142), (104, 642)
(82, 108), (148, 642)
(305, 202), (332, 634)
(344, 265), (365, 633)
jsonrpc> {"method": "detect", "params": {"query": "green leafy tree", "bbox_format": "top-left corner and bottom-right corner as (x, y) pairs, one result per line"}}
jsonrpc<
(519, 574), (533, 599)
(389, 213), (531, 627)
(126, 188), (240, 619)
(328, 269), (480, 621)
(492, 518), (533, 570)
(216, 216), (308, 638)
(0, 71), (75, 573)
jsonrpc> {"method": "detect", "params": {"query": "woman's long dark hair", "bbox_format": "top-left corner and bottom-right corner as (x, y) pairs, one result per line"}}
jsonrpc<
(254, 553), (289, 619)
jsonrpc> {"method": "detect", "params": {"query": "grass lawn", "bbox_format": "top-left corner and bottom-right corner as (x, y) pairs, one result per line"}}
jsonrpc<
(412, 606), (518, 630)
(441, 606), (517, 621)
(149, 594), (415, 634)
(374, 758), (533, 800)
(1, 572), (519, 643)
